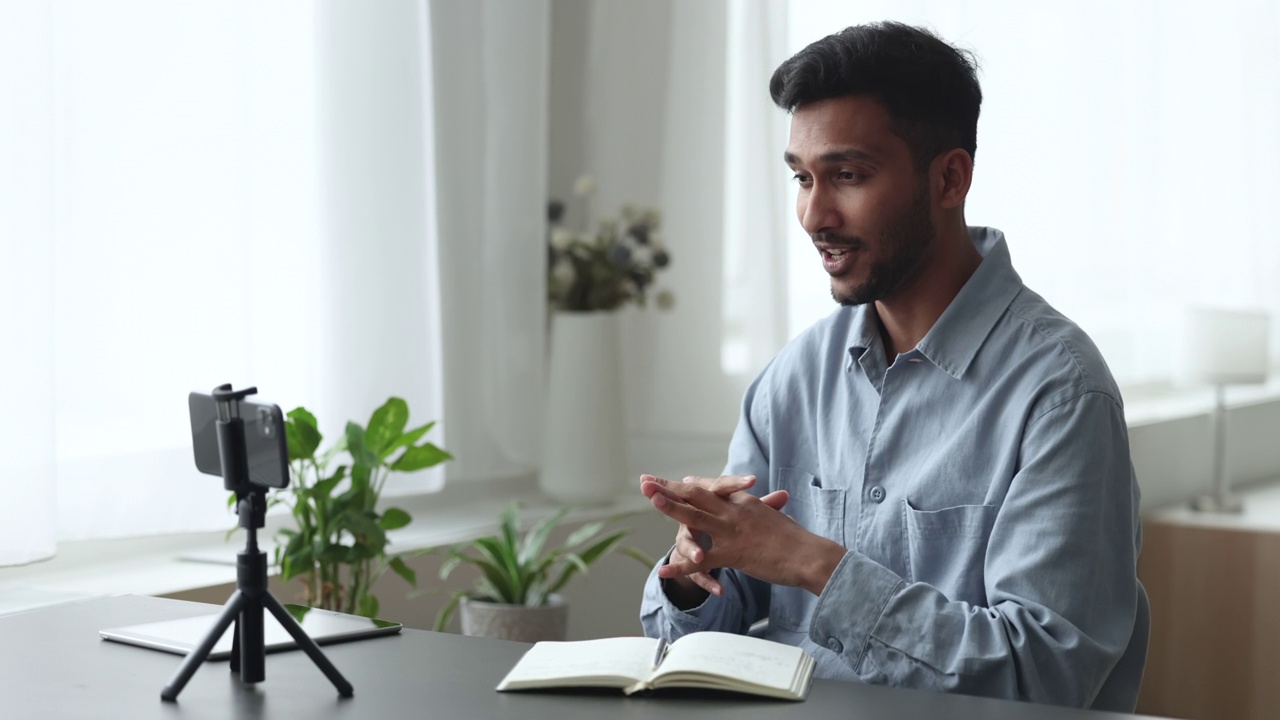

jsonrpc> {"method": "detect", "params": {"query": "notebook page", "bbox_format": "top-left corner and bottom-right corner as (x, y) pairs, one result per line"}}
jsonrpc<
(498, 636), (659, 688)
(655, 631), (807, 691)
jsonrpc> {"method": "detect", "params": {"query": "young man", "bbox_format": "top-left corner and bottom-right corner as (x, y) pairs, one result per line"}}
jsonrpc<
(638, 22), (1148, 711)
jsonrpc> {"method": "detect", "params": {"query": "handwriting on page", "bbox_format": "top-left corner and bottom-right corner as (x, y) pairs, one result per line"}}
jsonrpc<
(658, 632), (804, 689)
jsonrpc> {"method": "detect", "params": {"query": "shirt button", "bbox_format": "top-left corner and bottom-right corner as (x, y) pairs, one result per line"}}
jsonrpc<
(869, 485), (886, 503)
(827, 638), (843, 653)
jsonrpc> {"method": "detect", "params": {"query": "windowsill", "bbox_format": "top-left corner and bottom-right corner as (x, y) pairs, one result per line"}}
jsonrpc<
(0, 442), (726, 616)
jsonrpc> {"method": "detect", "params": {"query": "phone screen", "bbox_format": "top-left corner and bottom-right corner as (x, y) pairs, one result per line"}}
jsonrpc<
(188, 392), (290, 489)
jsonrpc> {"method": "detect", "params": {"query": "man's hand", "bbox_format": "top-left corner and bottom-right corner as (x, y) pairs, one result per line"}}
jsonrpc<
(639, 474), (846, 601)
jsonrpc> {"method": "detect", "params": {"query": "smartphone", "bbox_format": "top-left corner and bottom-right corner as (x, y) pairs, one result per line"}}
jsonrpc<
(189, 391), (290, 489)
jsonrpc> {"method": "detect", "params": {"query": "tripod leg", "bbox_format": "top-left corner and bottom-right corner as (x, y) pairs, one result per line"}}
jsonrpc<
(262, 593), (355, 697)
(161, 590), (247, 702)
(239, 593), (265, 683)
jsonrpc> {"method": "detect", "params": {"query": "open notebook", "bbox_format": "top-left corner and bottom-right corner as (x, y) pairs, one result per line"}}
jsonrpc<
(496, 631), (815, 701)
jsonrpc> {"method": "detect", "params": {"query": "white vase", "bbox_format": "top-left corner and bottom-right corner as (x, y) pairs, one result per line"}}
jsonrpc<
(540, 311), (627, 505)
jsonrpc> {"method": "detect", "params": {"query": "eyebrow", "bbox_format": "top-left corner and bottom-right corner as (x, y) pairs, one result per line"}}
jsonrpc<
(784, 149), (877, 166)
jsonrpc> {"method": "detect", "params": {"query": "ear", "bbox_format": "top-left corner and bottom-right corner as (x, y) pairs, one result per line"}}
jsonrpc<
(932, 148), (973, 210)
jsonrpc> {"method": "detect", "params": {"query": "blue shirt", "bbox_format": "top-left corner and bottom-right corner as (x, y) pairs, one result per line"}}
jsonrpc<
(640, 227), (1149, 711)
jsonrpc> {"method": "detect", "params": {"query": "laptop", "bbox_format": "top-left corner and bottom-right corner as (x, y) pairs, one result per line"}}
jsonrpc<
(100, 604), (402, 660)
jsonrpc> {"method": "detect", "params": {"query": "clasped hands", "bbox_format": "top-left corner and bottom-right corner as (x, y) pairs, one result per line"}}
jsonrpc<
(639, 473), (844, 600)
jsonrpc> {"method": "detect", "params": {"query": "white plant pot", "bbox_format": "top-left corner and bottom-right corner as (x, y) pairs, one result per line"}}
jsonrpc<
(540, 311), (627, 505)
(459, 594), (569, 643)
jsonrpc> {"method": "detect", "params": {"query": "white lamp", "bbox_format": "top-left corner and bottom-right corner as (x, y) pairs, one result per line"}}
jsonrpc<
(1183, 308), (1271, 513)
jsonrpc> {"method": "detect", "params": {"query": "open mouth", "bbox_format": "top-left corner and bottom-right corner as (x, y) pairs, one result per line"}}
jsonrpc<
(818, 246), (856, 275)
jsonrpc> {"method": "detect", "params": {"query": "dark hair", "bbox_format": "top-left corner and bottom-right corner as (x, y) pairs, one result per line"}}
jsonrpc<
(770, 22), (982, 171)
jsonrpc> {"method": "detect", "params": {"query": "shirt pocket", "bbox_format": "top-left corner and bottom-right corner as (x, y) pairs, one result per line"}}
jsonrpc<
(901, 500), (997, 606)
(770, 467), (846, 632)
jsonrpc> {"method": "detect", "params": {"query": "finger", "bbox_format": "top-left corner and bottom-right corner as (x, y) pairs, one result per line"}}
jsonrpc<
(640, 474), (674, 499)
(642, 475), (689, 503)
(648, 488), (713, 529)
(674, 526), (710, 565)
(645, 476), (727, 512)
(705, 474), (757, 496)
(687, 571), (723, 597)
(660, 552), (712, 580)
(759, 489), (789, 510)
(657, 563), (722, 596)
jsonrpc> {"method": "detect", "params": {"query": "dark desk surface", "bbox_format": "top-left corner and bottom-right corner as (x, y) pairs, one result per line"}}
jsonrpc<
(0, 595), (1166, 719)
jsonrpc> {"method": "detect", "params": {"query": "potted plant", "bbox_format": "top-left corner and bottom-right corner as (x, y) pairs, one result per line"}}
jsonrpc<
(267, 397), (451, 618)
(432, 501), (650, 642)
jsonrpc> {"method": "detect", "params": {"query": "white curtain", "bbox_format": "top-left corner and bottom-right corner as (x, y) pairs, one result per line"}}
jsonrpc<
(0, 2), (58, 564)
(429, 0), (549, 484)
(0, 0), (549, 565)
(570, 0), (748, 452)
(759, 0), (1280, 387)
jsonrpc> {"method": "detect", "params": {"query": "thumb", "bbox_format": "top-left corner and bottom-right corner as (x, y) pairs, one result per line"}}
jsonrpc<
(760, 490), (789, 511)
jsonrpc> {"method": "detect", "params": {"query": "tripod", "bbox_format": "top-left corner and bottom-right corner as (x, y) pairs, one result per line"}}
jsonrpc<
(162, 385), (353, 702)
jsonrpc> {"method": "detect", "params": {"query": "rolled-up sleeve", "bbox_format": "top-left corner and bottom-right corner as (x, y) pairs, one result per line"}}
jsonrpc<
(809, 391), (1145, 708)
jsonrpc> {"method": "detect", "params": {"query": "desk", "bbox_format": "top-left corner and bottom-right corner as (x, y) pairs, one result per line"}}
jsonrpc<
(0, 595), (1166, 720)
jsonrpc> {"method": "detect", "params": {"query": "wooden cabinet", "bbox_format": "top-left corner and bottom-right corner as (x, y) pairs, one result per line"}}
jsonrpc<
(1137, 484), (1280, 720)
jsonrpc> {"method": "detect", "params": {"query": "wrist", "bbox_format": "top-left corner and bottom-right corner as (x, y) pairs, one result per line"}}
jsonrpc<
(798, 537), (847, 596)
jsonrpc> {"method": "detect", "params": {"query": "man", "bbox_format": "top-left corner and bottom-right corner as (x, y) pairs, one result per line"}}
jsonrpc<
(638, 22), (1148, 711)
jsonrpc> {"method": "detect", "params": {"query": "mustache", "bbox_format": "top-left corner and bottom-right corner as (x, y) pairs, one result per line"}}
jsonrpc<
(812, 233), (865, 249)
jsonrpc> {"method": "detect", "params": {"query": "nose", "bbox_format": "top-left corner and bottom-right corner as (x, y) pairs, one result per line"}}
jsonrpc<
(798, 182), (838, 236)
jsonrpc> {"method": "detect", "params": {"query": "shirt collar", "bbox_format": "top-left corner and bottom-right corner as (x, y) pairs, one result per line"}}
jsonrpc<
(847, 226), (1023, 379)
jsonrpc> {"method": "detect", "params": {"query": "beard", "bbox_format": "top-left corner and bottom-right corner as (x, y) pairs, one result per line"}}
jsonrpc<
(827, 181), (935, 307)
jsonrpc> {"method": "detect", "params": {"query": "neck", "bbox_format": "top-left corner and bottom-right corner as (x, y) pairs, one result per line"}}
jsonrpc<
(875, 223), (982, 361)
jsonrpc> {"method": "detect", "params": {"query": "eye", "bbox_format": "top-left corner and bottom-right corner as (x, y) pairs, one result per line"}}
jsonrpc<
(836, 170), (864, 182)
(791, 173), (812, 187)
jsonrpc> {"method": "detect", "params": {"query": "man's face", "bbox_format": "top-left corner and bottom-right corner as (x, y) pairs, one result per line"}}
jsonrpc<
(785, 96), (936, 306)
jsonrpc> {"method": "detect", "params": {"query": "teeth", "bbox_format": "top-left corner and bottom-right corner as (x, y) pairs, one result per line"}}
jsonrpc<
(827, 249), (846, 257)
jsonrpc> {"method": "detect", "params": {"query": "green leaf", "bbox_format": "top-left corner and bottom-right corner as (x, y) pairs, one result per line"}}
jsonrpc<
(365, 398), (408, 457)
(619, 545), (657, 568)
(438, 552), (466, 580)
(390, 443), (452, 472)
(357, 593), (379, 618)
(564, 519), (606, 549)
(575, 530), (628, 566)
(313, 466), (346, 499)
(434, 591), (464, 631)
(499, 503), (520, 560)
(525, 579), (549, 608)
(344, 511), (387, 545)
(388, 556), (416, 586)
(547, 551), (590, 594)
(379, 507), (411, 531)
(460, 539), (521, 602)
(345, 422), (377, 468)
(518, 507), (571, 567)
(379, 421), (436, 462)
(285, 407), (322, 461)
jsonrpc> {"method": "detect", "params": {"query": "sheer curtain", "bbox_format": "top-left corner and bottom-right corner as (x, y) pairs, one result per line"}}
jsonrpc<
(729, 0), (1280, 388)
(0, 0), (548, 565)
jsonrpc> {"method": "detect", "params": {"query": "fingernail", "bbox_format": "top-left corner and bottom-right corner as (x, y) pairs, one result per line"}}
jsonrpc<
(653, 494), (667, 508)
